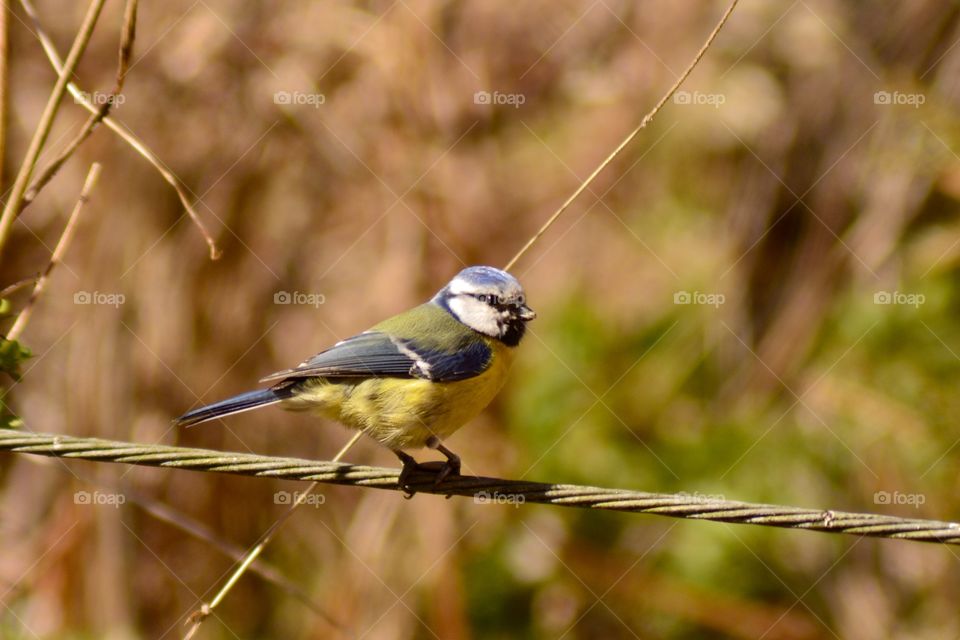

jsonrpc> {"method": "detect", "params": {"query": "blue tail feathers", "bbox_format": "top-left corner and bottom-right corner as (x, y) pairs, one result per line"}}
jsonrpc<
(174, 388), (292, 427)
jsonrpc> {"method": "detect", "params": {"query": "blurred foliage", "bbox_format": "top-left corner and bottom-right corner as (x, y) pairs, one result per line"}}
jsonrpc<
(0, 299), (29, 429)
(0, 335), (30, 381)
(3, 0), (960, 638)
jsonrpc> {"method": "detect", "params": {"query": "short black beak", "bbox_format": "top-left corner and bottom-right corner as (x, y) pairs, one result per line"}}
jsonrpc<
(519, 305), (536, 321)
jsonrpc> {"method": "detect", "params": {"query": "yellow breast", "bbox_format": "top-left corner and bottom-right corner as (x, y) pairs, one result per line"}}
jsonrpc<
(283, 339), (515, 450)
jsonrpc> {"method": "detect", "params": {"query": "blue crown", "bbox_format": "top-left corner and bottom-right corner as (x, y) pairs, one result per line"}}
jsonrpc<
(453, 266), (520, 288)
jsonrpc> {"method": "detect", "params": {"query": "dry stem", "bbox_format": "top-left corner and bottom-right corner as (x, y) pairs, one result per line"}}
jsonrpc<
(0, 0), (107, 260)
(7, 163), (101, 341)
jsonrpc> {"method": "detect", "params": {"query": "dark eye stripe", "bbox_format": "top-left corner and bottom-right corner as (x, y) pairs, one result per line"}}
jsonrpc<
(472, 293), (525, 313)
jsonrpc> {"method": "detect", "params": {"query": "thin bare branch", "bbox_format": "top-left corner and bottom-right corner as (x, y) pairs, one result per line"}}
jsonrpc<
(0, 277), (36, 299)
(18, 0), (222, 260)
(503, 0), (740, 272)
(0, 0), (107, 261)
(125, 486), (344, 633)
(7, 162), (101, 341)
(0, 2), (10, 192)
(21, 0), (139, 210)
(16, 450), (344, 632)
(182, 430), (364, 640)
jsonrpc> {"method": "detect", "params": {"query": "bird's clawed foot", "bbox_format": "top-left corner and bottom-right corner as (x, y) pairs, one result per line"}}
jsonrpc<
(426, 436), (461, 486)
(394, 439), (461, 498)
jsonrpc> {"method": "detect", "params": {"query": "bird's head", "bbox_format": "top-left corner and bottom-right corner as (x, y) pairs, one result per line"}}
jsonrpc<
(433, 266), (536, 346)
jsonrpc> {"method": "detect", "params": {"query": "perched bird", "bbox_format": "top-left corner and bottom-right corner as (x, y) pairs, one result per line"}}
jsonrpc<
(175, 266), (535, 488)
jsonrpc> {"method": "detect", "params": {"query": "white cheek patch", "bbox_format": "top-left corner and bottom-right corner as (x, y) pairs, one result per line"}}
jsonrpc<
(448, 296), (500, 337)
(448, 276), (472, 296)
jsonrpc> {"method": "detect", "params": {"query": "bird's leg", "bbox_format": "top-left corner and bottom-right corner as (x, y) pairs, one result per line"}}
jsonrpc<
(394, 450), (420, 498)
(393, 439), (462, 498)
(425, 435), (461, 484)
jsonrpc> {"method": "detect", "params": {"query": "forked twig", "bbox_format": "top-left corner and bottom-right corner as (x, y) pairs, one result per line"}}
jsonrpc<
(21, 0), (138, 211)
(503, 0), (740, 272)
(18, 0), (221, 260)
(7, 163), (101, 341)
(0, 0), (106, 260)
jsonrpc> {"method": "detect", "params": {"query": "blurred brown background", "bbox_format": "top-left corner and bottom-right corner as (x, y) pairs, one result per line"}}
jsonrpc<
(3, 0), (960, 638)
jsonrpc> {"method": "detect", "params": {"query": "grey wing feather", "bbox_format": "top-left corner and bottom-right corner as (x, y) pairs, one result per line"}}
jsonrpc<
(259, 331), (493, 384)
(260, 332), (417, 382)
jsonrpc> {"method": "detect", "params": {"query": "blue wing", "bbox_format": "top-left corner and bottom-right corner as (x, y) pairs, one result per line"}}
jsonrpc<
(259, 331), (491, 383)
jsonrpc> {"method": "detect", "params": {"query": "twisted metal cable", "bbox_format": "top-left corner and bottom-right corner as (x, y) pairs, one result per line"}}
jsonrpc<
(2, 427), (957, 545)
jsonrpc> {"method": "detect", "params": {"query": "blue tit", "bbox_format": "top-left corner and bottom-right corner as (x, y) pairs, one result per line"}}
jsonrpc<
(175, 265), (535, 487)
